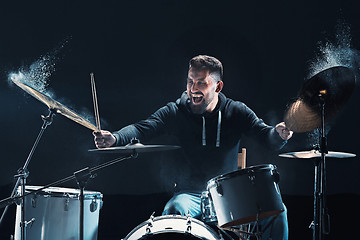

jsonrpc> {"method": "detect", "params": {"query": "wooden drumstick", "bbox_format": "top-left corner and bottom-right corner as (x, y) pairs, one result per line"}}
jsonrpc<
(90, 73), (101, 132)
(237, 148), (246, 169)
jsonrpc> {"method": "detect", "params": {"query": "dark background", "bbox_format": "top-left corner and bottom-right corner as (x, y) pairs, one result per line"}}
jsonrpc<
(0, 0), (359, 239)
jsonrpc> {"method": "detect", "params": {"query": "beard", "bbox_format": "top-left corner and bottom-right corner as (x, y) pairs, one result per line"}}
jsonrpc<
(189, 102), (207, 114)
(188, 94), (214, 115)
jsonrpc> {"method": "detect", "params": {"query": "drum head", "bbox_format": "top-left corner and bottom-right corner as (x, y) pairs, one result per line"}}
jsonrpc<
(137, 233), (207, 239)
(124, 215), (219, 240)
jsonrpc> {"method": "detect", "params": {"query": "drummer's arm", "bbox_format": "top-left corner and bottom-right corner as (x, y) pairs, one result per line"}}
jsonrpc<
(240, 104), (289, 150)
(97, 103), (176, 148)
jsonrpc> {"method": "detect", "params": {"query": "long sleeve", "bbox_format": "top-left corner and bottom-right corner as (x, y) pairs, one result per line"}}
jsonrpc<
(239, 103), (286, 150)
(112, 102), (176, 146)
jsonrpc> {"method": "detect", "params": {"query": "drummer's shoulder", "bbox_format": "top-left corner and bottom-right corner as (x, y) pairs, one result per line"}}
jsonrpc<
(225, 98), (249, 113)
(152, 102), (179, 118)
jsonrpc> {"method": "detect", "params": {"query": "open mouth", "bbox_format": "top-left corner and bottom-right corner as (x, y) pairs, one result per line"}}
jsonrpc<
(191, 94), (203, 104)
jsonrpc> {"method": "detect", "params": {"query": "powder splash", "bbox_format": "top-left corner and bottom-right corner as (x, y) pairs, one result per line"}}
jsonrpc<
(307, 20), (359, 147)
(308, 20), (360, 82)
(8, 39), (69, 96)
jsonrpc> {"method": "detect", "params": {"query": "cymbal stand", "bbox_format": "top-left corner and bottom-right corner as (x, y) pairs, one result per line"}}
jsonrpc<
(224, 213), (280, 240)
(0, 109), (55, 240)
(311, 93), (330, 240)
(0, 153), (136, 239)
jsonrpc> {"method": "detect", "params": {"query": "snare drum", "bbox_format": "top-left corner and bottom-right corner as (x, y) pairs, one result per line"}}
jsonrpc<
(123, 215), (220, 240)
(14, 186), (103, 240)
(207, 164), (284, 228)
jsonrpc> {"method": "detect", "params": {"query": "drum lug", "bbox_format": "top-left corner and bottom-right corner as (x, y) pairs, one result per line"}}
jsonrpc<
(31, 194), (37, 208)
(248, 170), (256, 184)
(90, 196), (98, 212)
(64, 194), (70, 211)
(215, 180), (223, 196)
(146, 212), (155, 234)
(186, 215), (192, 233)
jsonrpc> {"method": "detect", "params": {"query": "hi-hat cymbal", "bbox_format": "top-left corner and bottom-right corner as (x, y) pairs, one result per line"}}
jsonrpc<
(88, 143), (181, 154)
(284, 66), (355, 132)
(11, 77), (98, 131)
(279, 150), (356, 159)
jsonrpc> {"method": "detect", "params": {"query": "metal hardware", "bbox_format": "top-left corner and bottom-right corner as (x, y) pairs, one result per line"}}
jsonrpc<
(215, 180), (223, 196)
(248, 169), (255, 184)
(90, 197), (98, 212)
(64, 194), (70, 211)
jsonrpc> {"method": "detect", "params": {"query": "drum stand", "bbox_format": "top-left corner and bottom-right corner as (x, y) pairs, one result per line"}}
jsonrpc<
(223, 213), (280, 240)
(0, 108), (138, 240)
(0, 149), (136, 240)
(0, 109), (56, 240)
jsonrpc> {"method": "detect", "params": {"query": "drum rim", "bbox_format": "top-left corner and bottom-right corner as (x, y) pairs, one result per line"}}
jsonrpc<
(20, 185), (103, 199)
(207, 164), (276, 187)
(123, 214), (219, 239)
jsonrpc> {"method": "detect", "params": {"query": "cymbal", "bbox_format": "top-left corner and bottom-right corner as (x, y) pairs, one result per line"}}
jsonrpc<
(284, 66), (355, 132)
(88, 143), (181, 154)
(11, 77), (98, 131)
(279, 150), (356, 159)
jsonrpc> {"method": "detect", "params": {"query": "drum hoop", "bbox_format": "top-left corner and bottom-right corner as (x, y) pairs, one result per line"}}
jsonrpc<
(123, 215), (218, 239)
(21, 186), (103, 199)
(207, 164), (276, 188)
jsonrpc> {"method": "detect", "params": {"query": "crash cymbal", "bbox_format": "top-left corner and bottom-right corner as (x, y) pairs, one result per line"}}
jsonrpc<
(279, 150), (356, 159)
(284, 66), (355, 132)
(88, 143), (181, 154)
(11, 77), (98, 131)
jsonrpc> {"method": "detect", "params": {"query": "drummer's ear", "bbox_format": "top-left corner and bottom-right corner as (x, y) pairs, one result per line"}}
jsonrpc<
(215, 81), (223, 93)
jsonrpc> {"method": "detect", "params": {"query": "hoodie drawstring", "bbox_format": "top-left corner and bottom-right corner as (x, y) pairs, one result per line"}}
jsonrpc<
(202, 116), (206, 146)
(202, 111), (222, 147)
(216, 111), (221, 147)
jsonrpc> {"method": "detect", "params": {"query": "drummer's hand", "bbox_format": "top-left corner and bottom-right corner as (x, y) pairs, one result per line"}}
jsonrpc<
(93, 130), (116, 148)
(275, 122), (293, 141)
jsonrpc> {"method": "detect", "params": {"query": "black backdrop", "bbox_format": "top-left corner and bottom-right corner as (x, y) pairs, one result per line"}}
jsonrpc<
(0, 0), (359, 239)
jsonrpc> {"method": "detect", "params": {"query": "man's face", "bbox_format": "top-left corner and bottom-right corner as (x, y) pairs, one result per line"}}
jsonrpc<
(186, 68), (222, 114)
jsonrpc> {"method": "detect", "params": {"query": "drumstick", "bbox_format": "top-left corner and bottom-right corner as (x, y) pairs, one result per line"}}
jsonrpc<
(90, 73), (101, 132)
(237, 148), (246, 169)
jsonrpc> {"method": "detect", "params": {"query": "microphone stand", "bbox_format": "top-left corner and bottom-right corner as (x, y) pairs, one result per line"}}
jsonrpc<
(0, 109), (55, 240)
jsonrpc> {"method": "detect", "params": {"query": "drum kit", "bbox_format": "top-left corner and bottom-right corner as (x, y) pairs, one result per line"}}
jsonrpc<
(0, 66), (357, 240)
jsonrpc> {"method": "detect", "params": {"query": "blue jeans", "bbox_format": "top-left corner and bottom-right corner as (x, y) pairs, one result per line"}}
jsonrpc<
(162, 192), (288, 240)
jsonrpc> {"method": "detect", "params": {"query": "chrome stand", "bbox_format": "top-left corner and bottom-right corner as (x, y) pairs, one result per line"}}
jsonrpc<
(0, 109), (55, 240)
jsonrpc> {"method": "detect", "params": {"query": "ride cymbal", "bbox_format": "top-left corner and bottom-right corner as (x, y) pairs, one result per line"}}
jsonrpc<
(11, 77), (98, 131)
(284, 66), (355, 132)
(279, 150), (356, 159)
(88, 143), (181, 154)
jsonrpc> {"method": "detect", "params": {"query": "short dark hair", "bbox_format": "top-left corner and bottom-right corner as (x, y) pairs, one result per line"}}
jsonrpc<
(189, 55), (223, 81)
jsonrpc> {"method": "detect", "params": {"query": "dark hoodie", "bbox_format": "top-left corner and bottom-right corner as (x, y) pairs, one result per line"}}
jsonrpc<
(113, 92), (286, 191)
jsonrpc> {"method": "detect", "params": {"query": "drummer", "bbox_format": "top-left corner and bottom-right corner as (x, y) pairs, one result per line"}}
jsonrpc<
(93, 55), (293, 239)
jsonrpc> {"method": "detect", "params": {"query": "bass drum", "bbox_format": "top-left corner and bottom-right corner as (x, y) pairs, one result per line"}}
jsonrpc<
(123, 215), (220, 240)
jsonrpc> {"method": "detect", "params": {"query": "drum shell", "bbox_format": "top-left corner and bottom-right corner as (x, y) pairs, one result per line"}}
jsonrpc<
(123, 215), (219, 240)
(14, 186), (103, 240)
(207, 164), (284, 228)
